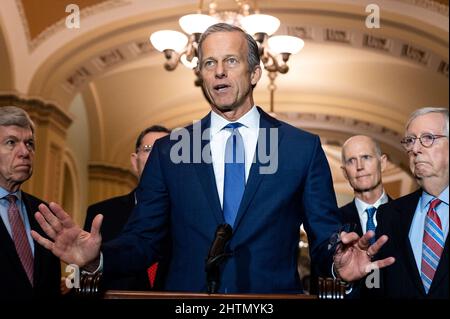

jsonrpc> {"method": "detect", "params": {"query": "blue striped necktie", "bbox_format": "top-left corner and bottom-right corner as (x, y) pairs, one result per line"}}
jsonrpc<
(365, 206), (377, 245)
(421, 198), (443, 294)
(223, 123), (245, 227)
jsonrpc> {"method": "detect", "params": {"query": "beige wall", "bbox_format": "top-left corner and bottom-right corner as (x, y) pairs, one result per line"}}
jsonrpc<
(65, 93), (90, 227)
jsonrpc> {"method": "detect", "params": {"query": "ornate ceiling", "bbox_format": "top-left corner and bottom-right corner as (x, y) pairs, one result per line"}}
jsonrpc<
(0, 0), (448, 203)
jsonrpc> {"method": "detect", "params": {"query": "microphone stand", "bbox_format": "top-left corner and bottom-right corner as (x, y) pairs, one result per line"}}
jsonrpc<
(205, 224), (232, 294)
(206, 252), (231, 294)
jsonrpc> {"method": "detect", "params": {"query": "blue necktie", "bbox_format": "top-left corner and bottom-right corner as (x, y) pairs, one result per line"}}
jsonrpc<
(421, 198), (443, 293)
(223, 123), (245, 227)
(366, 206), (377, 245)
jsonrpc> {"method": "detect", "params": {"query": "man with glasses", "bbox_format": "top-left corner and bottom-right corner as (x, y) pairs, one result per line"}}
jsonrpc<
(374, 107), (448, 298)
(84, 125), (169, 290)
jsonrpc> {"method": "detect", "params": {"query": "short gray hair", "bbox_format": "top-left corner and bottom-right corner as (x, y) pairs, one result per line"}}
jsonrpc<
(406, 107), (449, 136)
(341, 135), (383, 164)
(0, 106), (35, 133)
(197, 23), (260, 74)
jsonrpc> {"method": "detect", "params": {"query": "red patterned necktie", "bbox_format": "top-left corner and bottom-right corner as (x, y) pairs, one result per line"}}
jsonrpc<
(6, 195), (34, 285)
(421, 198), (443, 294)
(147, 262), (158, 288)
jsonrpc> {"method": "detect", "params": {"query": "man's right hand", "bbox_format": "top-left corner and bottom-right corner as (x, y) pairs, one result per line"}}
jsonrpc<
(31, 202), (103, 267)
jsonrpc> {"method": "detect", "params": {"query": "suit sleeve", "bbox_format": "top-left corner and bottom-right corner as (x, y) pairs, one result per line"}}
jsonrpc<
(102, 140), (170, 276)
(301, 136), (342, 277)
(83, 206), (95, 231)
(369, 204), (390, 297)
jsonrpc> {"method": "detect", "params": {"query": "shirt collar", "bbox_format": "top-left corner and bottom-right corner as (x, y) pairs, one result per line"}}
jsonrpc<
(0, 187), (22, 202)
(355, 190), (388, 215)
(210, 105), (260, 137)
(420, 186), (449, 211)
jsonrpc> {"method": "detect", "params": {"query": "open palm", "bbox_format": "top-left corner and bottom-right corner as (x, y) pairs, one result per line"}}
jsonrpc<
(334, 231), (395, 282)
(31, 202), (103, 267)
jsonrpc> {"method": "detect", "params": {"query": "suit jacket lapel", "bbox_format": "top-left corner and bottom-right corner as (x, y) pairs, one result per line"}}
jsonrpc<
(192, 114), (223, 224)
(0, 208), (27, 277)
(395, 190), (425, 295)
(350, 200), (364, 236)
(233, 107), (283, 231)
(1, 193), (36, 287)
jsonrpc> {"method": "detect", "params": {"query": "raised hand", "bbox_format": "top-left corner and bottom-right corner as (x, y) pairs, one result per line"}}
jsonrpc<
(31, 202), (103, 267)
(333, 231), (395, 282)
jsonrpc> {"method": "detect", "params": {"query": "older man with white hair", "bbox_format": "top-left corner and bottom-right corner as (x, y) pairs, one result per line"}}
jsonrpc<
(375, 107), (449, 299)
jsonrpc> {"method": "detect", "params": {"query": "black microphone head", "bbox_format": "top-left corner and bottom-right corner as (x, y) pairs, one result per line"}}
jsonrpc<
(207, 223), (233, 259)
(205, 224), (233, 293)
(216, 223), (232, 241)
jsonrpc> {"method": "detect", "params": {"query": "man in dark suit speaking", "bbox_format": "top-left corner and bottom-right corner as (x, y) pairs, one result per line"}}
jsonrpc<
(84, 125), (169, 290)
(0, 106), (60, 299)
(32, 23), (394, 293)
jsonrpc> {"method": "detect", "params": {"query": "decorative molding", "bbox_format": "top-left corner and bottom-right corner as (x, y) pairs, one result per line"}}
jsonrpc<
(54, 12), (448, 95)
(88, 163), (137, 187)
(0, 94), (72, 136)
(88, 162), (137, 203)
(325, 29), (352, 44)
(277, 111), (402, 146)
(289, 23), (448, 78)
(93, 49), (126, 69)
(279, 111), (401, 134)
(61, 37), (157, 93)
(394, 0), (449, 16)
(15, 0), (132, 52)
(129, 39), (156, 56)
(362, 35), (392, 52)
(437, 60), (449, 77)
(286, 26), (313, 40)
(64, 67), (92, 92)
(14, 0), (448, 55)
(275, 111), (410, 167)
(401, 44), (430, 65)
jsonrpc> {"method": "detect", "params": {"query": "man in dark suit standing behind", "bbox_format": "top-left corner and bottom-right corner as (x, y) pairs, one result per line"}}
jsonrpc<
(84, 125), (169, 290)
(0, 106), (60, 299)
(340, 135), (390, 240)
(339, 135), (391, 297)
(375, 107), (448, 298)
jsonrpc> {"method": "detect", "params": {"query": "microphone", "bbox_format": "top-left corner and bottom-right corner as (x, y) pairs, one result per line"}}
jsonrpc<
(205, 223), (232, 294)
(207, 224), (232, 260)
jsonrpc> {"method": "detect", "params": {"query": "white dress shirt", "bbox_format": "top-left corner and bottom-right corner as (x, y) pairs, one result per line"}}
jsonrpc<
(354, 191), (389, 234)
(209, 106), (260, 209)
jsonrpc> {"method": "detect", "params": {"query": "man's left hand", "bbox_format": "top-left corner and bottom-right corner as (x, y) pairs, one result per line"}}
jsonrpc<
(333, 231), (395, 282)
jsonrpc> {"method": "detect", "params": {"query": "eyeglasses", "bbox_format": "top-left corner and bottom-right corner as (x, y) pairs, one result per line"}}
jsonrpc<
(400, 133), (447, 151)
(137, 144), (153, 153)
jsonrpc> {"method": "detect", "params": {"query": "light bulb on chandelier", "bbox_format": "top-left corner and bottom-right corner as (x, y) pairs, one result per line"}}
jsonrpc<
(149, 0), (304, 112)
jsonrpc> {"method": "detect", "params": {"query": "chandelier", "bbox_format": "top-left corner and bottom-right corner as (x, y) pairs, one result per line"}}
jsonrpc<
(149, 0), (304, 112)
